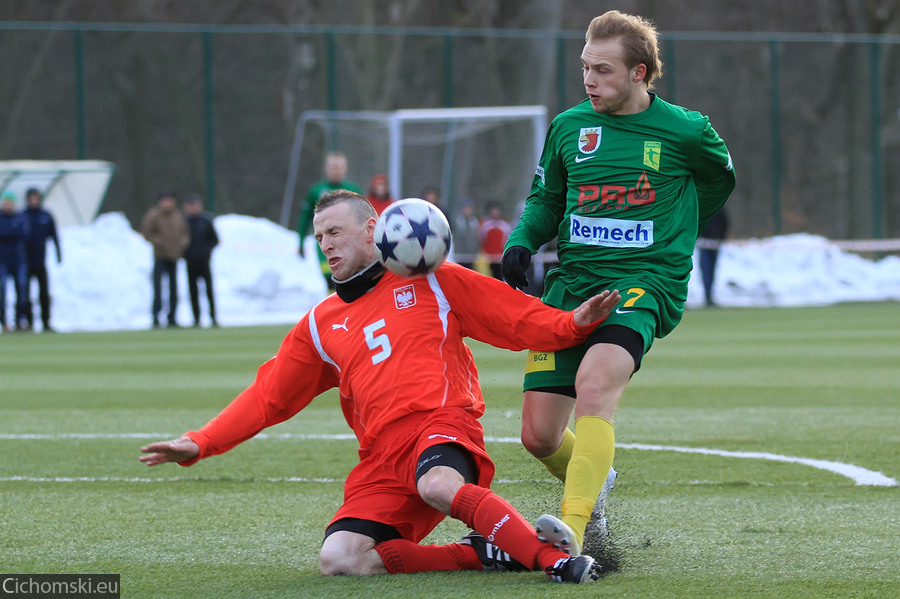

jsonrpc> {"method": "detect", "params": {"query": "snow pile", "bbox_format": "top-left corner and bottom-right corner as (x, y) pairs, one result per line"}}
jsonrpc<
(690, 234), (900, 307)
(42, 212), (327, 331)
(3, 212), (898, 332)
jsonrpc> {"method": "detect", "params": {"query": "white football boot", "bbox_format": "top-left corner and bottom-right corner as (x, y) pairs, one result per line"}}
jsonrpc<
(585, 467), (617, 548)
(535, 514), (581, 557)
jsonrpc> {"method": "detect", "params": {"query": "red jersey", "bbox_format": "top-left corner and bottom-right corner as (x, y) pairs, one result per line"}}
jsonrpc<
(184, 262), (597, 460)
(478, 218), (512, 258)
(367, 196), (393, 215)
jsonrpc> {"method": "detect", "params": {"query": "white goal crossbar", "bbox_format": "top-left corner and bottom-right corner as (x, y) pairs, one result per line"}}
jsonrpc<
(280, 106), (547, 228)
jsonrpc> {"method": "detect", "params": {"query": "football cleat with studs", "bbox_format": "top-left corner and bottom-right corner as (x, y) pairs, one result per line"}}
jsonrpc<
(545, 555), (601, 583)
(535, 514), (580, 556)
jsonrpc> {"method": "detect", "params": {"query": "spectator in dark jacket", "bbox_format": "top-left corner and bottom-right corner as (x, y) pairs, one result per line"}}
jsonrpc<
(0, 193), (29, 332)
(22, 188), (61, 332)
(698, 207), (729, 307)
(451, 198), (480, 270)
(183, 195), (219, 328)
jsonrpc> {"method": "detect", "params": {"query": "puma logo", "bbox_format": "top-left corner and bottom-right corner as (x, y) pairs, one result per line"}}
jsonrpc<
(332, 317), (349, 331)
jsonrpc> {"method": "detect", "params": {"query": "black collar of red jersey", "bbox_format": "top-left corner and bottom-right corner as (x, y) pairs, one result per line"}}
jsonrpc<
(333, 260), (386, 302)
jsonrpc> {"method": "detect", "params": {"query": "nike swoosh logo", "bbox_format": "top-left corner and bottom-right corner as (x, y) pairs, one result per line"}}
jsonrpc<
(574, 155), (595, 163)
(615, 308), (635, 314)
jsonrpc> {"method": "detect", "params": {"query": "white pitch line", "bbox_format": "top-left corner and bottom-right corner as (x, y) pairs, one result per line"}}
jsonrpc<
(0, 475), (532, 484)
(0, 432), (357, 440)
(616, 443), (898, 487)
(1, 432), (895, 487)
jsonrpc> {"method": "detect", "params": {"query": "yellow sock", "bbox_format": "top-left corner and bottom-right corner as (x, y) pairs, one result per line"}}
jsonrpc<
(561, 416), (615, 548)
(537, 427), (575, 482)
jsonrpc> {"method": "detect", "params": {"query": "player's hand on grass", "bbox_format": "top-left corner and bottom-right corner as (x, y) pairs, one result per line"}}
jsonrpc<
(572, 289), (621, 327)
(139, 437), (200, 466)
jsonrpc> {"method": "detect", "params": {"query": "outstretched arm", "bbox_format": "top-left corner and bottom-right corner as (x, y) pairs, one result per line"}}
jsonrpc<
(572, 289), (621, 327)
(441, 264), (620, 351)
(139, 437), (200, 466)
(136, 317), (338, 468)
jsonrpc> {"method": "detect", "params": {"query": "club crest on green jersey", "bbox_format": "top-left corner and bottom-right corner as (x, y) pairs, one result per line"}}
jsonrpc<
(577, 127), (602, 155)
(643, 141), (661, 171)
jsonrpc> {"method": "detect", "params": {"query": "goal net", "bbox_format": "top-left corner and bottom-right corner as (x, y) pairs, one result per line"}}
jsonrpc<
(279, 106), (548, 229)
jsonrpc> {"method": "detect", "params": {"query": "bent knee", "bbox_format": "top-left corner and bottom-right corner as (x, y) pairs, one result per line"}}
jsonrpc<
(319, 532), (384, 576)
(520, 424), (562, 458)
(319, 547), (372, 576)
(319, 543), (349, 576)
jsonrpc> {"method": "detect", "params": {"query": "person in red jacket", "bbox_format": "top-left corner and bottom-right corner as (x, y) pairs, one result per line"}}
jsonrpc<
(365, 174), (394, 215)
(140, 190), (619, 584)
(478, 201), (512, 279)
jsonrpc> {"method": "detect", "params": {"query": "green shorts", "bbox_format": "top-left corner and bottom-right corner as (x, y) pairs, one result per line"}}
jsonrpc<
(522, 278), (660, 392)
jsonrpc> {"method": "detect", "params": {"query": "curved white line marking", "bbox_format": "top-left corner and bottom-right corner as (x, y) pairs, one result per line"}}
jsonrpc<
(617, 442), (897, 487)
(484, 437), (896, 487)
(1, 433), (895, 487)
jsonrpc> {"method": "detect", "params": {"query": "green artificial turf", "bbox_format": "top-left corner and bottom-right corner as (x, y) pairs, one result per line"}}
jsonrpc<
(1, 303), (898, 598)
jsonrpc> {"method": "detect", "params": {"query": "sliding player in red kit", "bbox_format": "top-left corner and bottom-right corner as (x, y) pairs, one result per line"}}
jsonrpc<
(140, 190), (620, 584)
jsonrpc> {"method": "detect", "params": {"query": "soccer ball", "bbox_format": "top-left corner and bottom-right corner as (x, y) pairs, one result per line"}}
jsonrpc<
(374, 198), (452, 277)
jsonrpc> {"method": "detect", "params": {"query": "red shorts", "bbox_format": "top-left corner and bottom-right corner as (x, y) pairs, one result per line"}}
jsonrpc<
(328, 407), (496, 543)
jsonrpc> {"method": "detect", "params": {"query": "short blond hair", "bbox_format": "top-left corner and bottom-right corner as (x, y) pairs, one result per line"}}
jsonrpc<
(315, 189), (376, 223)
(586, 10), (662, 88)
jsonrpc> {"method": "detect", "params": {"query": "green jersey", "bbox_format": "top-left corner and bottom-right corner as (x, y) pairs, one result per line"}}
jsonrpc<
(297, 179), (363, 243)
(506, 95), (735, 338)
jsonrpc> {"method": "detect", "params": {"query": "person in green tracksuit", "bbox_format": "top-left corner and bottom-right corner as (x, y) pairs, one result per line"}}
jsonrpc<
(298, 151), (363, 289)
(501, 10), (735, 556)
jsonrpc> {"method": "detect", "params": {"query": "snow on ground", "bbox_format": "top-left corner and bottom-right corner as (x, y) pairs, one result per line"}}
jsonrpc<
(3, 211), (899, 333)
(687, 234), (900, 308)
(38, 212), (327, 332)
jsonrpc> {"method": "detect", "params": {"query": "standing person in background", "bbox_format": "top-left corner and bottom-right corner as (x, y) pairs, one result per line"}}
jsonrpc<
(22, 188), (61, 332)
(501, 10), (735, 556)
(183, 194), (220, 328)
(0, 193), (29, 332)
(419, 186), (443, 213)
(451, 198), (480, 270)
(478, 201), (511, 280)
(365, 174), (394, 215)
(297, 151), (362, 290)
(697, 207), (729, 307)
(141, 191), (190, 329)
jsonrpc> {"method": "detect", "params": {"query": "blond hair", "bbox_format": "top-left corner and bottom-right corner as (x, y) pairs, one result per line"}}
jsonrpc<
(586, 10), (662, 88)
(315, 189), (376, 223)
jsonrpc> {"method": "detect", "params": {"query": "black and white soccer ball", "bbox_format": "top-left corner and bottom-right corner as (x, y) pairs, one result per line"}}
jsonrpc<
(374, 198), (452, 277)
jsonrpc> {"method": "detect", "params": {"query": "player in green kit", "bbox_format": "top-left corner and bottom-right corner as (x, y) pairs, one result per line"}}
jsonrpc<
(298, 151), (363, 289)
(501, 10), (735, 555)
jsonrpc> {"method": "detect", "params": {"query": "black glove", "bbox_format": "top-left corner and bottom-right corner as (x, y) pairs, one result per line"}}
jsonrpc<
(501, 246), (532, 290)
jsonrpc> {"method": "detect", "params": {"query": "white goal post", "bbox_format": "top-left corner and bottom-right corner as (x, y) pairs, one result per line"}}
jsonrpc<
(280, 106), (548, 228)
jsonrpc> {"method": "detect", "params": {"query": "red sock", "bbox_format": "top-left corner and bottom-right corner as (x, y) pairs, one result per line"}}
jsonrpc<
(450, 483), (566, 571)
(375, 538), (482, 574)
